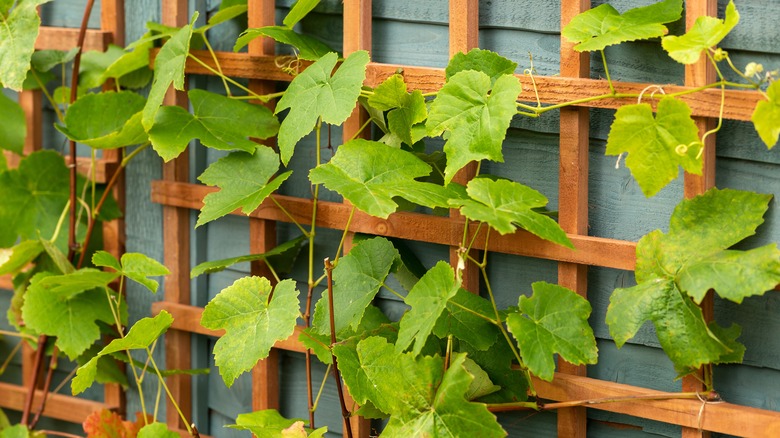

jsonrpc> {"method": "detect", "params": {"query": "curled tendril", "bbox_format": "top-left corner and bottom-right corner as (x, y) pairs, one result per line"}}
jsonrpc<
(275, 55), (302, 76)
(675, 141), (704, 158)
(637, 84), (666, 105)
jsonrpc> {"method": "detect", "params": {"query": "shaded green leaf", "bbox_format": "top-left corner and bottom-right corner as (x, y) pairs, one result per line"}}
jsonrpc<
(201, 277), (300, 387)
(0, 0), (49, 91)
(275, 51), (369, 165)
(191, 235), (306, 278)
(458, 339), (528, 403)
(462, 357), (500, 400)
(284, 0), (320, 28)
(433, 288), (499, 351)
(562, 0), (682, 52)
(56, 91), (148, 149)
(234, 26), (333, 61)
(79, 45), (126, 89)
(30, 48), (79, 72)
(606, 97), (701, 197)
(506, 282), (597, 381)
(368, 74), (427, 146)
(0, 92), (26, 154)
(149, 89), (279, 161)
(426, 70), (521, 183)
(445, 48), (517, 85)
(662, 1), (739, 64)
(196, 146), (290, 226)
(752, 80), (780, 149)
(229, 409), (327, 437)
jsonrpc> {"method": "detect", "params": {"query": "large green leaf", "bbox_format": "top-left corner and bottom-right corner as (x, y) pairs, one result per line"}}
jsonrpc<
(752, 80), (780, 149)
(309, 139), (452, 218)
(149, 89), (279, 161)
(454, 178), (572, 248)
(141, 14), (196, 130)
(311, 237), (398, 335)
(201, 277), (300, 387)
(395, 261), (459, 355)
(234, 26), (333, 61)
(72, 311), (173, 394)
(0, 0), (49, 91)
(433, 288), (499, 351)
(196, 146), (291, 226)
(426, 70), (521, 184)
(0, 92), (25, 154)
(93, 251), (170, 293)
(228, 410), (328, 438)
(445, 49), (517, 85)
(56, 91), (148, 149)
(0, 151), (70, 248)
(275, 50), (369, 165)
(662, 1), (739, 64)
(562, 0), (682, 52)
(368, 74), (427, 146)
(506, 282), (597, 381)
(190, 235), (306, 278)
(606, 97), (701, 197)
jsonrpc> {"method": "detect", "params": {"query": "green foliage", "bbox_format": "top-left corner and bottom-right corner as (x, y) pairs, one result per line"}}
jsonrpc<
(149, 89), (279, 161)
(229, 410), (328, 438)
(275, 51), (369, 165)
(752, 80), (780, 149)
(662, 1), (739, 64)
(606, 97), (701, 197)
(368, 74), (428, 147)
(196, 146), (291, 226)
(506, 282), (598, 381)
(446, 49), (517, 85)
(309, 139), (452, 218)
(562, 0), (682, 52)
(137, 422), (180, 438)
(0, 0), (49, 91)
(200, 277), (300, 387)
(56, 91), (148, 149)
(284, 0), (320, 28)
(0, 92), (25, 154)
(234, 27), (333, 61)
(433, 289), (499, 351)
(0, 240), (43, 275)
(92, 251), (170, 293)
(190, 235), (306, 278)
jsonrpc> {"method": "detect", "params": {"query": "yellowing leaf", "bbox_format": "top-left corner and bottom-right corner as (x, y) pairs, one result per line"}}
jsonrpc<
(662, 1), (739, 64)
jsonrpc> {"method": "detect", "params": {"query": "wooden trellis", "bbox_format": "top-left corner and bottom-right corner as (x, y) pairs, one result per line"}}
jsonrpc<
(0, 0), (126, 426)
(144, 0), (780, 437)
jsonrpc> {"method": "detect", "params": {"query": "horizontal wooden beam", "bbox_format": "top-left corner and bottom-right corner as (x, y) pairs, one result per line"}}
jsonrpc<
(0, 275), (12, 291)
(36, 27), (112, 52)
(172, 50), (761, 121)
(150, 180), (638, 271)
(76, 156), (117, 184)
(0, 382), (114, 423)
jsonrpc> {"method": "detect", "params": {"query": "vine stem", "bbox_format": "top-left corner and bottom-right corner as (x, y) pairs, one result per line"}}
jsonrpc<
(20, 334), (46, 425)
(601, 50), (615, 94)
(187, 54), (270, 101)
(29, 349), (59, 428)
(325, 258), (353, 438)
(334, 206), (356, 262)
(147, 349), (193, 435)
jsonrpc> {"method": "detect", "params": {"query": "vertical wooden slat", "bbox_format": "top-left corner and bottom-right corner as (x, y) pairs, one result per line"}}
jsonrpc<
(161, 0), (192, 430)
(247, 0), (281, 411)
(448, 0), (480, 293)
(558, 1), (591, 436)
(681, 1), (717, 437)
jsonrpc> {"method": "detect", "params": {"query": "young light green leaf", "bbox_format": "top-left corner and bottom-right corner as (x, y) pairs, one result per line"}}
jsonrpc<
(284, 0), (320, 28)
(309, 139), (452, 218)
(662, 1), (739, 64)
(201, 277), (300, 387)
(141, 14), (197, 130)
(0, 0), (50, 91)
(368, 74), (427, 146)
(275, 51), (369, 165)
(311, 237), (398, 335)
(455, 178), (572, 248)
(396, 261), (459, 355)
(28, 268), (118, 298)
(137, 422), (180, 438)
(426, 70), (521, 183)
(229, 410), (328, 437)
(149, 89), (279, 161)
(606, 97), (701, 197)
(1, 424), (33, 438)
(506, 282), (597, 381)
(30, 48), (79, 72)
(0, 91), (26, 154)
(56, 91), (148, 149)
(445, 49), (518, 85)
(751, 80), (780, 149)
(190, 235), (306, 278)
(433, 288), (500, 351)
(198, 4), (247, 31)
(562, 0), (682, 52)
(196, 146), (291, 226)
(0, 240), (43, 275)
(93, 251), (170, 293)
(102, 37), (154, 88)
(234, 27), (333, 61)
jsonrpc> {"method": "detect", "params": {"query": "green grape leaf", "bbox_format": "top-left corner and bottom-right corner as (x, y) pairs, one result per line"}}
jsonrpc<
(284, 0), (320, 28)
(426, 70), (521, 184)
(234, 26), (333, 61)
(22, 273), (117, 359)
(141, 14), (197, 130)
(455, 178), (572, 248)
(311, 237), (398, 335)
(445, 49), (518, 85)
(93, 251), (170, 293)
(506, 282), (597, 381)
(56, 91), (148, 149)
(433, 288), (499, 351)
(0, 90), (26, 154)
(0, 0), (49, 91)
(396, 261), (459, 355)
(197, 4), (248, 32)
(662, 1), (739, 64)
(229, 410), (328, 437)
(0, 240), (43, 275)
(102, 37), (154, 88)
(201, 277), (300, 387)
(751, 80), (780, 149)
(462, 357), (501, 400)
(30, 48), (79, 72)
(368, 74), (428, 146)
(28, 268), (118, 298)
(299, 327), (332, 364)
(606, 97), (701, 197)
(0, 151), (70, 248)
(137, 422), (180, 438)
(458, 339), (529, 403)
(190, 235), (306, 278)
(1, 424), (35, 438)
(562, 0), (682, 52)
(309, 139), (452, 218)
(79, 45), (126, 89)
(275, 51), (369, 165)
(149, 89), (279, 161)
(196, 147), (290, 226)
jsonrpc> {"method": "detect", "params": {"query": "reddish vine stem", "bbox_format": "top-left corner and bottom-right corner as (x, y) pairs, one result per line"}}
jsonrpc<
(20, 335), (47, 425)
(29, 348), (60, 428)
(325, 258), (353, 438)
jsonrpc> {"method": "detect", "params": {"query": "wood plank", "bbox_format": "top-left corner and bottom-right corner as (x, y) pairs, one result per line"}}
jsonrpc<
(35, 27), (111, 52)
(0, 275), (12, 290)
(100, 0), (125, 46)
(151, 180), (638, 271)
(0, 382), (112, 424)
